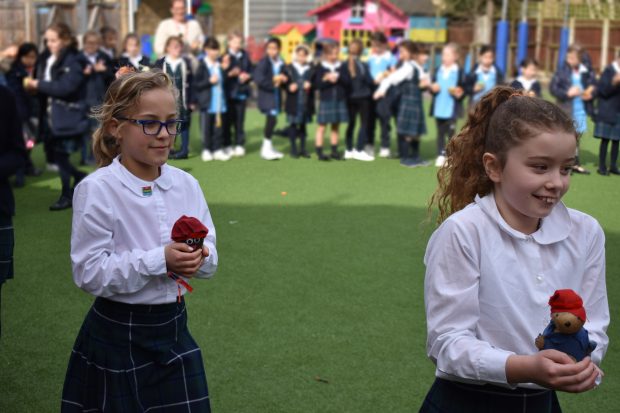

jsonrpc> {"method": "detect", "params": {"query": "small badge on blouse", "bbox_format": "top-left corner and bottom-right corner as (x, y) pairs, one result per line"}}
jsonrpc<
(142, 186), (153, 197)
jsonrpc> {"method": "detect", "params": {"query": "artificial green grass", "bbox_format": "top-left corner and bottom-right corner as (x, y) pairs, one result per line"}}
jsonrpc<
(0, 107), (618, 412)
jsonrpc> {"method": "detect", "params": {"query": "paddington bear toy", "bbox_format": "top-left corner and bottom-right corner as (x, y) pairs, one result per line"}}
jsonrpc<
(168, 215), (209, 300)
(171, 215), (208, 251)
(535, 289), (597, 362)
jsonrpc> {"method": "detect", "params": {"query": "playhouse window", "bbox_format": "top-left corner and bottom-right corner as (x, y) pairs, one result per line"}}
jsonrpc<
(349, 0), (364, 24)
(352, 0), (365, 18)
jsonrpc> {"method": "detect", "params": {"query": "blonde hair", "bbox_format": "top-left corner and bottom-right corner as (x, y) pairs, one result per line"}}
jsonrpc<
(92, 69), (178, 167)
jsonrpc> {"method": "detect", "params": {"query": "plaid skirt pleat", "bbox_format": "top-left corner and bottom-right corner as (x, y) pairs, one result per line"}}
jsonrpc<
(397, 82), (426, 137)
(317, 100), (348, 125)
(419, 378), (562, 413)
(0, 219), (14, 284)
(61, 297), (210, 413)
(594, 121), (620, 141)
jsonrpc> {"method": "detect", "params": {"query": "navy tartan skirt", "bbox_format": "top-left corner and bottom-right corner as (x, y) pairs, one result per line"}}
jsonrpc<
(317, 100), (349, 125)
(397, 84), (426, 137)
(594, 121), (620, 141)
(0, 216), (14, 285)
(61, 297), (210, 412)
(419, 378), (562, 413)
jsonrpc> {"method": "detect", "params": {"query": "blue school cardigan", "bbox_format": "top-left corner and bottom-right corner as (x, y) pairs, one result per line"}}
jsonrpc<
(223, 49), (253, 100)
(595, 65), (620, 125)
(550, 62), (596, 119)
(253, 56), (285, 114)
(36, 48), (89, 137)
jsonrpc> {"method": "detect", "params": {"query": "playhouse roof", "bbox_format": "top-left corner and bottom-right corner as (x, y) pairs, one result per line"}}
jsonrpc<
(307, 0), (405, 18)
(390, 0), (436, 16)
(270, 22), (316, 36)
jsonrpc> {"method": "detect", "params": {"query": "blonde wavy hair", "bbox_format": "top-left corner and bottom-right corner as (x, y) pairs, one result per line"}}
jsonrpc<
(91, 69), (178, 167)
(429, 86), (578, 224)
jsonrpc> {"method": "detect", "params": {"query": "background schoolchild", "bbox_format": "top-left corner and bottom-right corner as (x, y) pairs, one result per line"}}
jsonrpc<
(118, 33), (151, 70)
(283, 44), (314, 158)
(6, 42), (43, 186)
(253, 37), (286, 160)
(429, 43), (466, 168)
(550, 44), (597, 174)
(510, 58), (542, 98)
(465, 45), (504, 108)
(367, 31), (397, 158)
(421, 87), (609, 413)
(193, 37), (231, 162)
(154, 35), (194, 160)
(313, 42), (349, 161)
(24, 22), (88, 211)
(342, 38), (375, 162)
(79, 30), (114, 166)
(375, 40), (426, 167)
(593, 51), (620, 175)
(222, 30), (253, 158)
(99, 26), (119, 62)
(0, 85), (26, 338)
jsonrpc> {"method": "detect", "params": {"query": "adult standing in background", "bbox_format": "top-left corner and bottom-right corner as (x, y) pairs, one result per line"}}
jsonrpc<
(154, 0), (205, 58)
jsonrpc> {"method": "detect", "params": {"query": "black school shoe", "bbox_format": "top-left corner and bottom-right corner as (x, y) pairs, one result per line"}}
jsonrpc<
(597, 168), (610, 176)
(49, 196), (72, 211)
(330, 152), (343, 161)
(299, 150), (311, 159)
(609, 167), (620, 175)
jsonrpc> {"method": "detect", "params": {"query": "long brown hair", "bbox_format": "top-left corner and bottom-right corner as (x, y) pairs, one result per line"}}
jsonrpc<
(429, 86), (577, 223)
(347, 39), (364, 78)
(91, 69), (178, 167)
(47, 22), (78, 50)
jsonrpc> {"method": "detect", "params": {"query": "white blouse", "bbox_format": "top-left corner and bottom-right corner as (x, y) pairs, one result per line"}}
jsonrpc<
(376, 61), (415, 95)
(424, 194), (609, 388)
(71, 157), (218, 305)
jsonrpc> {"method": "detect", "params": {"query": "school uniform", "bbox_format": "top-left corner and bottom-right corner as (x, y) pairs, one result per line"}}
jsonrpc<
(510, 76), (542, 97)
(0, 85), (26, 337)
(594, 62), (620, 173)
(430, 64), (467, 157)
(154, 56), (194, 158)
(465, 63), (504, 106)
(550, 62), (596, 134)
(117, 53), (151, 71)
(33, 49), (56, 165)
(314, 61), (349, 125)
(78, 50), (115, 163)
(62, 156), (217, 412)
(283, 61), (314, 156)
(194, 57), (227, 153)
(420, 194), (609, 413)
(37, 47), (89, 205)
(368, 51), (398, 149)
(377, 61), (426, 159)
(222, 48), (252, 149)
(254, 55), (286, 135)
(342, 58), (373, 152)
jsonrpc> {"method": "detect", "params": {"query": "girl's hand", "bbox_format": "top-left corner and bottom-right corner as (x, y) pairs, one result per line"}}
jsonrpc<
(239, 72), (250, 83)
(373, 90), (384, 100)
(303, 81), (311, 90)
(568, 85), (582, 97)
(94, 60), (107, 72)
(613, 73), (620, 85)
(280, 74), (288, 83)
(506, 351), (598, 393)
(430, 83), (440, 93)
(289, 83), (298, 93)
(210, 74), (219, 84)
(165, 242), (205, 278)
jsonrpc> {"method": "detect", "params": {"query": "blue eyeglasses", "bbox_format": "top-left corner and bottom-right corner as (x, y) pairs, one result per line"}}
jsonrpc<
(115, 117), (185, 136)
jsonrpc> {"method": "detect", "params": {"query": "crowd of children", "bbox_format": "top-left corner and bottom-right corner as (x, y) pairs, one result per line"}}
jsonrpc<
(4, 19), (620, 212)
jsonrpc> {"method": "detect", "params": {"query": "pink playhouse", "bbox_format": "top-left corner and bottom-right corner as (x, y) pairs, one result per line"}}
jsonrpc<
(307, 0), (408, 47)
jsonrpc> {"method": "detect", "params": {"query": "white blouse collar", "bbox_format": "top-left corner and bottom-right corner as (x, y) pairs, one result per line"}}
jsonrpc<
(321, 60), (341, 71)
(475, 193), (572, 245)
(112, 156), (173, 197)
(292, 61), (309, 75)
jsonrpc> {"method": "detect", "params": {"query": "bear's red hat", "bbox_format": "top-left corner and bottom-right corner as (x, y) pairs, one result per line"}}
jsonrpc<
(549, 289), (586, 322)
(171, 215), (208, 242)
